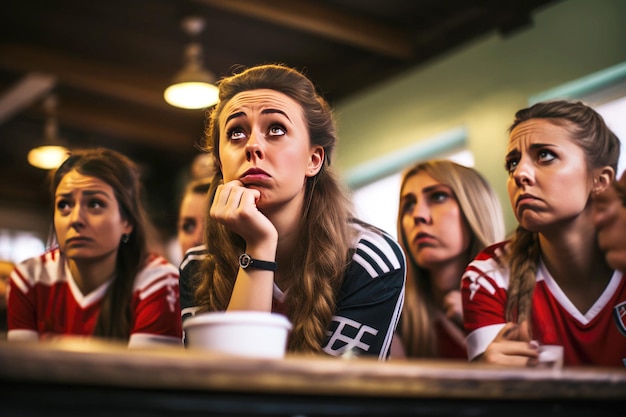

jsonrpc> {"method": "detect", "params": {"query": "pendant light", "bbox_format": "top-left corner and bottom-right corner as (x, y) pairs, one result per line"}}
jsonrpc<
(27, 95), (70, 170)
(164, 16), (219, 109)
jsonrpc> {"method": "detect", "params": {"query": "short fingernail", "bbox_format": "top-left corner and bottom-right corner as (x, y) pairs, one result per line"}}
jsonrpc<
(529, 340), (539, 350)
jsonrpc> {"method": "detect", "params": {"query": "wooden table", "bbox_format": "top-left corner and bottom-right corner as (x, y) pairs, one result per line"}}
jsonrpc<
(0, 339), (624, 416)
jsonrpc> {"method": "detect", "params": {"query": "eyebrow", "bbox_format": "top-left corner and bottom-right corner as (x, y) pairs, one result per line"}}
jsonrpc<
(400, 184), (448, 200)
(56, 190), (110, 199)
(505, 142), (553, 159)
(224, 108), (291, 125)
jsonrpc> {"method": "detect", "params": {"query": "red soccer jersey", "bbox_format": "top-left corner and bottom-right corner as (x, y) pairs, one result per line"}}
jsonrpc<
(462, 242), (626, 367)
(8, 248), (182, 347)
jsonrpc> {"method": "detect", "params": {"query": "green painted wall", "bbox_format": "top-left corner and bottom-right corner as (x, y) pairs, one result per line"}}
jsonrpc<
(334, 0), (626, 234)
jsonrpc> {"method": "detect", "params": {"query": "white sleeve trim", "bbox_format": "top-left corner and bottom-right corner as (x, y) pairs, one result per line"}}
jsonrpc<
(128, 333), (183, 348)
(7, 329), (38, 342)
(466, 323), (505, 360)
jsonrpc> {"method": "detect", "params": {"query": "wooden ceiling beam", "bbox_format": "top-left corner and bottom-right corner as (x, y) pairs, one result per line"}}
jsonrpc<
(196, 0), (414, 60)
(56, 103), (200, 152)
(0, 44), (175, 111)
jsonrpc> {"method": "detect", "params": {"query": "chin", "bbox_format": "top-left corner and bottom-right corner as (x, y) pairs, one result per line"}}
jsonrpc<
(606, 252), (626, 273)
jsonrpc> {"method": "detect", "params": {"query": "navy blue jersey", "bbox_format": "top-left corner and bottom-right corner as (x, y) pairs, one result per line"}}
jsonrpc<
(179, 222), (405, 360)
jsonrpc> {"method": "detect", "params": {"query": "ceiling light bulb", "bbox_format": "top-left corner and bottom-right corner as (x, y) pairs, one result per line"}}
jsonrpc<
(164, 81), (219, 109)
(27, 145), (69, 170)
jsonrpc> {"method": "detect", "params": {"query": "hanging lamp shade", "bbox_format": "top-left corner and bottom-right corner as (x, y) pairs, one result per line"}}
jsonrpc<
(164, 17), (219, 109)
(28, 95), (70, 170)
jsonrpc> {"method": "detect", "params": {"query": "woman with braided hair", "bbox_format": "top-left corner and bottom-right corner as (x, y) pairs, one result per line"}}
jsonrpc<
(461, 100), (626, 367)
(179, 64), (405, 359)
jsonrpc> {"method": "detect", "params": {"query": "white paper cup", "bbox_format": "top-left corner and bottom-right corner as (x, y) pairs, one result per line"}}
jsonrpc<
(183, 311), (292, 359)
(537, 344), (564, 369)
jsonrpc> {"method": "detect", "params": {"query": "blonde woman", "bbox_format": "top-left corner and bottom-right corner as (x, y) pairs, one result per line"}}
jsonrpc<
(179, 64), (405, 359)
(462, 100), (625, 367)
(393, 160), (505, 358)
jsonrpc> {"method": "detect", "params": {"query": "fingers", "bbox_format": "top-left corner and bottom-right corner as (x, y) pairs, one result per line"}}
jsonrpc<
(480, 321), (539, 366)
(210, 181), (277, 246)
(211, 181), (260, 221)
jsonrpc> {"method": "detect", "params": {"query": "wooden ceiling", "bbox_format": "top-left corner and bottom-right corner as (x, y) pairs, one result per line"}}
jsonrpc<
(0, 0), (559, 235)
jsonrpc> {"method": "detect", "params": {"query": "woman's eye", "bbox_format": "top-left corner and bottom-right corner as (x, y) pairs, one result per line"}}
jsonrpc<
(430, 191), (449, 203)
(56, 200), (70, 211)
(538, 149), (556, 163)
(181, 220), (197, 234)
(401, 199), (415, 214)
(227, 128), (246, 141)
(268, 125), (285, 136)
(505, 159), (518, 174)
(88, 199), (105, 209)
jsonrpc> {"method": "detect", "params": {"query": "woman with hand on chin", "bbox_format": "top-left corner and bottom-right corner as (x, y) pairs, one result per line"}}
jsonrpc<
(461, 100), (626, 367)
(179, 64), (405, 359)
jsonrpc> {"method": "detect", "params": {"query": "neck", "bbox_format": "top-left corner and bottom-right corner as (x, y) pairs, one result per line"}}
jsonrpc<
(67, 251), (118, 295)
(538, 210), (613, 312)
(427, 254), (468, 308)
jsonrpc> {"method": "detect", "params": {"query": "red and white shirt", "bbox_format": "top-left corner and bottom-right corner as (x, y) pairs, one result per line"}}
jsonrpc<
(8, 248), (183, 347)
(462, 241), (626, 367)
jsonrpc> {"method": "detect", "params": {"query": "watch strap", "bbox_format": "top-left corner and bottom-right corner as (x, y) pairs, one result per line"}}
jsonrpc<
(238, 253), (277, 271)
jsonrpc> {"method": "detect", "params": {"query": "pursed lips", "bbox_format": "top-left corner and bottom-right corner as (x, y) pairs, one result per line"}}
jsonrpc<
(516, 193), (539, 208)
(240, 168), (271, 183)
(65, 236), (93, 244)
(413, 232), (437, 245)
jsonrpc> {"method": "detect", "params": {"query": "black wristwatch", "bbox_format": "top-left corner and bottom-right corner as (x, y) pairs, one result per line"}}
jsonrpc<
(238, 253), (277, 271)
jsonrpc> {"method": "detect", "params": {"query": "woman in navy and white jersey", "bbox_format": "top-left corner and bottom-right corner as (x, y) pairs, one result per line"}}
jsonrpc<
(179, 64), (405, 359)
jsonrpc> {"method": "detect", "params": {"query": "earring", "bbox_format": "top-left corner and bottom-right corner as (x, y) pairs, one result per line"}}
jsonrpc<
(122, 234), (130, 243)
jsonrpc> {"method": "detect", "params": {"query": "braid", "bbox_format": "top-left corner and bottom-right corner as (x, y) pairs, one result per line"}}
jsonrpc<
(285, 169), (351, 353)
(505, 226), (540, 325)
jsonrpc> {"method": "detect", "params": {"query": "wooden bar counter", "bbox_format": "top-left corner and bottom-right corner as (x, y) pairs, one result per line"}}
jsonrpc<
(0, 339), (624, 416)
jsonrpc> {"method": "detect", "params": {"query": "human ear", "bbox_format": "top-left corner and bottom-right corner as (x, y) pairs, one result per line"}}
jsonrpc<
(306, 146), (325, 177)
(593, 166), (615, 194)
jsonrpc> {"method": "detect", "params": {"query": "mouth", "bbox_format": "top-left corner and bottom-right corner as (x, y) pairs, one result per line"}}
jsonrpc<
(516, 193), (539, 207)
(413, 232), (437, 245)
(240, 168), (270, 184)
(65, 237), (92, 245)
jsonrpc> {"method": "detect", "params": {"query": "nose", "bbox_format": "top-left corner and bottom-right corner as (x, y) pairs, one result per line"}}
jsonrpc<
(512, 157), (534, 187)
(412, 200), (432, 225)
(68, 204), (85, 228)
(245, 131), (264, 161)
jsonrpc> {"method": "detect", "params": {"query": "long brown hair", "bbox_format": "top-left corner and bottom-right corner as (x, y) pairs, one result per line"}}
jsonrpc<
(50, 147), (150, 341)
(195, 64), (356, 353)
(504, 100), (620, 324)
(397, 160), (505, 356)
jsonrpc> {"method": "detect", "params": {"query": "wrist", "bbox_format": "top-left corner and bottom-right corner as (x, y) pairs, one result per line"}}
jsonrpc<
(238, 253), (277, 271)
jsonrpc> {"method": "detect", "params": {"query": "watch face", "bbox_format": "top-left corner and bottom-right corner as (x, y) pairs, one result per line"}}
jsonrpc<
(239, 253), (252, 268)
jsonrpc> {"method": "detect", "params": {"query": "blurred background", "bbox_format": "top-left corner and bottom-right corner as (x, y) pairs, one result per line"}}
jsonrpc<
(2, 0), (625, 266)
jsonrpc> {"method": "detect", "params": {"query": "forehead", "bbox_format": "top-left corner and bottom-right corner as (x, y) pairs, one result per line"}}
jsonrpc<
(402, 171), (441, 192)
(507, 118), (575, 151)
(56, 170), (113, 195)
(219, 89), (304, 125)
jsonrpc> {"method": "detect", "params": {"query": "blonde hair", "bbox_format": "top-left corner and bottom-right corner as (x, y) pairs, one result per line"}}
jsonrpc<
(504, 100), (620, 325)
(194, 64), (357, 353)
(397, 159), (505, 357)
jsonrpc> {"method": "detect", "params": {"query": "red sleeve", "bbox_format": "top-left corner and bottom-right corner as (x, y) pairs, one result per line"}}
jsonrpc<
(7, 267), (37, 331)
(130, 260), (182, 339)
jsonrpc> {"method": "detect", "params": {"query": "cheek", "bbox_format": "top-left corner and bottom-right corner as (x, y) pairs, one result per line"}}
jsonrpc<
(506, 178), (516, 205)
(441, 209), (470, 249)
